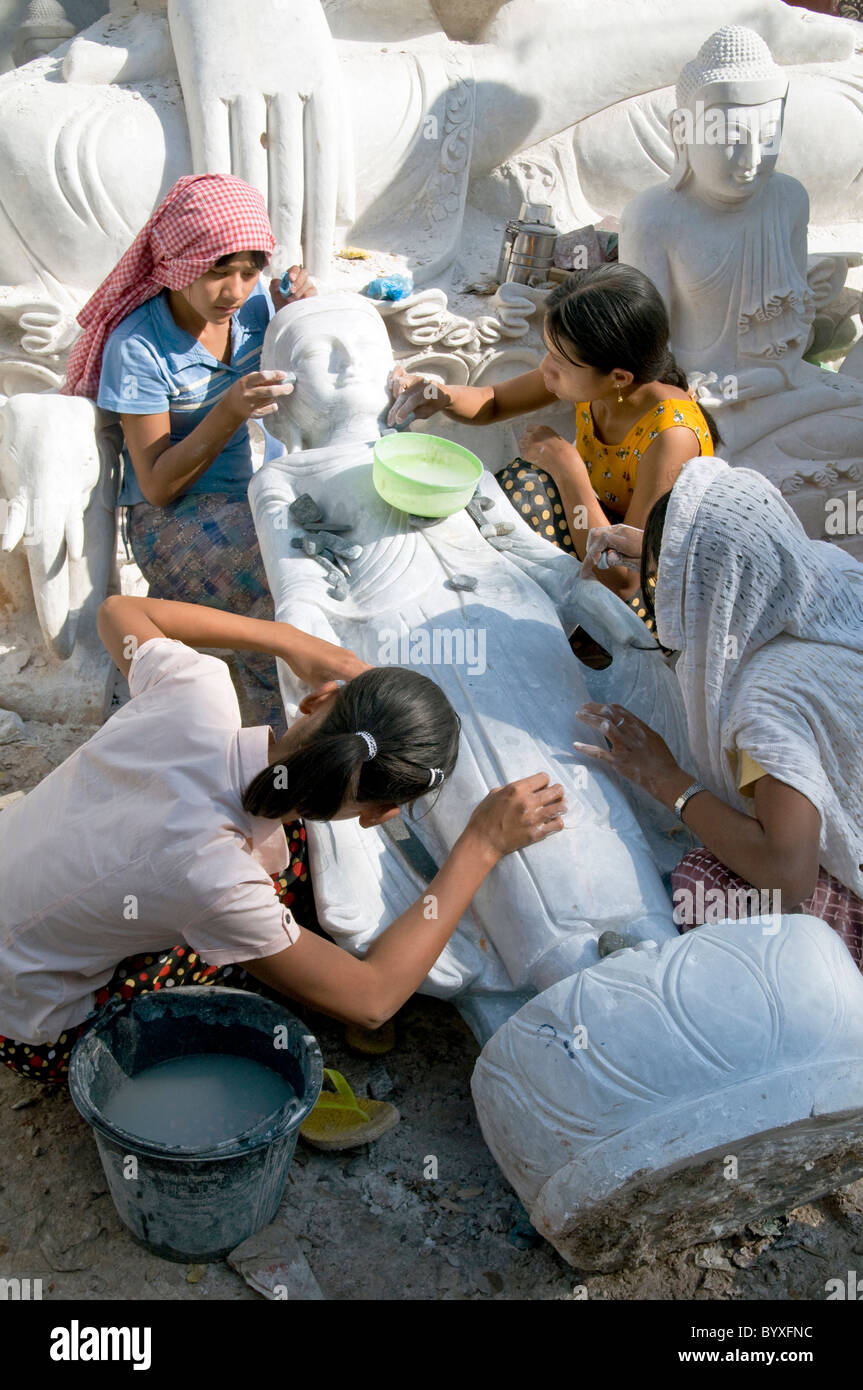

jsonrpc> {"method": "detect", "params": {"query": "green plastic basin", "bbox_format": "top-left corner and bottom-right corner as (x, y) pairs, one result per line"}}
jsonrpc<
(373, 433), (483, 518)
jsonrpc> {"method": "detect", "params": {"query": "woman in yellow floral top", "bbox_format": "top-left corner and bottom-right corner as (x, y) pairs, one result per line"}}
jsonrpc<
(573, 395), (712, 518)
(387, 263), (717, 621)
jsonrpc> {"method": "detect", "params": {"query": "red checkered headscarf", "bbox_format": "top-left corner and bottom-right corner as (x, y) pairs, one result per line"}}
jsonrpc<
(62, 174), (275, 399)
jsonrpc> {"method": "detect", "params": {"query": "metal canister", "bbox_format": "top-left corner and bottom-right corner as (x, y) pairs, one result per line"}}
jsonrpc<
(496, 202), (557, 286)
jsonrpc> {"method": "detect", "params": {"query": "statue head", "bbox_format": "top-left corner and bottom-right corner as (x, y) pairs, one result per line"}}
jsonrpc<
(669, 26), (788, 205)
(261, 293), (394, 451)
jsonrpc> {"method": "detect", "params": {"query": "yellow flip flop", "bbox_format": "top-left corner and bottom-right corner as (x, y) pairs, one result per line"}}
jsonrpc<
(299, 1068), (400, 1151)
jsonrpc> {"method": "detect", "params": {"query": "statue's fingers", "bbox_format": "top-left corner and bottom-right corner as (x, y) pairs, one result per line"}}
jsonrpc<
(268, 91), (306, 266)
(303, 85), (340, 280)
(65, 509), (85, 563)
(190, 95), (233, 175)
(229, 91), (268, 197)
(1, 492), (28, 552)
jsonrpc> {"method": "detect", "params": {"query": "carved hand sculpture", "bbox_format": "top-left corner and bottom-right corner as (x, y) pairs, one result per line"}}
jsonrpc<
(0, 394), (118, 658)
(167, 0), (350, 277)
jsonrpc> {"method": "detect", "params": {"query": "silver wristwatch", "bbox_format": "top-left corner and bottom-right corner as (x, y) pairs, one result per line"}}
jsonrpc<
(673, 780), (707, 822)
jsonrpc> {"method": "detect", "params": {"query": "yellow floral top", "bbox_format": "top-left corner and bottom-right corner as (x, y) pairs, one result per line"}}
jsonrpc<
(575, 397), (714, 515)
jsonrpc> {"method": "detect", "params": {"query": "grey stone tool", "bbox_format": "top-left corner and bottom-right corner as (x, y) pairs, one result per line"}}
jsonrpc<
(308, 550), (342, 580)
(289, 493), (322, 526)
(303, 531), (362, 560)
(597, 930), (630, 958)
(304, 520), (353, 534)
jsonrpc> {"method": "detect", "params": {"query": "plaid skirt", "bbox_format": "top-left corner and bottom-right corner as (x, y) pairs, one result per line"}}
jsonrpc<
(671, 847), (863, 969)
(125, 491), (282, 726)
(0, 823), (317, 1084)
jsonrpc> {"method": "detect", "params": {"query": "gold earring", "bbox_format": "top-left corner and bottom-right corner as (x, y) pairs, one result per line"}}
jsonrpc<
(616, 386), (623, 405)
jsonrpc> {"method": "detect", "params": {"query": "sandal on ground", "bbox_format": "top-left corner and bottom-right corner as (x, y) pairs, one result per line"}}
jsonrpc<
(299, 1068), (400, 1151)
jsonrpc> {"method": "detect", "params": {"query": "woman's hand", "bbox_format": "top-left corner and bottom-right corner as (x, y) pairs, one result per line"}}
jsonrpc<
(574, 703), (689, 805)
(517, 424), (579, 474)
(463, 772), (567, 864)
(275, 626), (370, 687)
(580, 523), (644, 580)
(386, 365), (453, 428)
(269, 267), (317, 311)
(225, 370), (295, 421)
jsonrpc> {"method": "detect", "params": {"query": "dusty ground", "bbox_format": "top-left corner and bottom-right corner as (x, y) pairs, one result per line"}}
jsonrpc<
(2, 720), (863, 1302)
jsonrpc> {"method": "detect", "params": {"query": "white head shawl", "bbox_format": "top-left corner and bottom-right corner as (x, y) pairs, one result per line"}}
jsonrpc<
(655, 457), (863, 897)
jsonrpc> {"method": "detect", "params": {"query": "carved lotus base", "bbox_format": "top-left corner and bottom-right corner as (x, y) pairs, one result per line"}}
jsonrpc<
(472, 916), (863, 1269)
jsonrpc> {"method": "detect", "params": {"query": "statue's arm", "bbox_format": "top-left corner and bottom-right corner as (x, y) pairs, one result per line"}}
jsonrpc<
(618, 198), (673, 313)
(788, 179), (811, 286)
(472, 0), (854, 174)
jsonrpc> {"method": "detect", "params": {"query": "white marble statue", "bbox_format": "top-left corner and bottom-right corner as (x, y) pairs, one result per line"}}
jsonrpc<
(1, 0), (861, 385)
(2, 0), (862, 705)
(251, 297), (863, 1244)
(0, 391), (120, 718)
(473, 914), (863, 1269)
(619, 25), (863, 525)
(249, 292), (690, 1039)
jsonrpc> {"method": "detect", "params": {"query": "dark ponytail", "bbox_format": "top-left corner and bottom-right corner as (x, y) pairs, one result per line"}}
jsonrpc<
(545, 264), (721, 448)
(241, 666), (460, 821)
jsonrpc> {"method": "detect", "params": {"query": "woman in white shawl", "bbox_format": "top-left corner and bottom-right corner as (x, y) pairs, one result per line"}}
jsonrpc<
(574, 456), (863, 966)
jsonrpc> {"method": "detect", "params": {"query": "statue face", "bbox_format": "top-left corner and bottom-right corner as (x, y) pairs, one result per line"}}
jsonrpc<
(264, 299), (394, 445)
(679, 99), (784, 204)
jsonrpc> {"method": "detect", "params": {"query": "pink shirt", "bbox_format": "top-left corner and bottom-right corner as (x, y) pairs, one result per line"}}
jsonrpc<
(0, 639), (294, 1045)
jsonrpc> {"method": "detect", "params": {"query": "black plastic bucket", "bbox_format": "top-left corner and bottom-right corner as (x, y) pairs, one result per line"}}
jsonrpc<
(68, 987), (323, 1263)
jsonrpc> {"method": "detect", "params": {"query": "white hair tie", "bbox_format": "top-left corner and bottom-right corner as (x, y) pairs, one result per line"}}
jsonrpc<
(355, 731), (377, 761)
(427, 767), (444, 788)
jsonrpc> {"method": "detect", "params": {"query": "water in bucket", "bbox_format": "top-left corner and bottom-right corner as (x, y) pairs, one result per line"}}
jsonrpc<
(69, 988), (323, 1262)
(101, 1053), (296, 1148)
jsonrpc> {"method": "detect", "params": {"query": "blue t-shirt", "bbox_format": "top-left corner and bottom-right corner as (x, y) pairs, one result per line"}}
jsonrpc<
(98, 281), (274, 506)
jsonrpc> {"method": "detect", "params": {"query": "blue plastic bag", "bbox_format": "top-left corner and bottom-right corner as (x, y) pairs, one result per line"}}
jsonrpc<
(363, 274), (414, 302)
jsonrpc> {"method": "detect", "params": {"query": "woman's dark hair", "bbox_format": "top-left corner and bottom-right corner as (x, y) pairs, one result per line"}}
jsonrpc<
(213, 249), (270, 271)
(545, 264), (720, 448)
(640, 488), (673, 630)
(242, 666), (461, 821)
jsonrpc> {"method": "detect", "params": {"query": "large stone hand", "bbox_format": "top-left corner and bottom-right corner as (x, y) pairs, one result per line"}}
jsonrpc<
(167, 0), (348, 277)
(0, 394), (106, 659)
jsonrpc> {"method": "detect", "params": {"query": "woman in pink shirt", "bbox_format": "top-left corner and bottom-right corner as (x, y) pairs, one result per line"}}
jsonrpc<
(0, 597), (565, 1081)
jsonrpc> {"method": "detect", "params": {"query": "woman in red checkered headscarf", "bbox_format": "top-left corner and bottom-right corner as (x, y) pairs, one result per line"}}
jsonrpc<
(63, 173), (284, 399)
(62, 173), (315, 731)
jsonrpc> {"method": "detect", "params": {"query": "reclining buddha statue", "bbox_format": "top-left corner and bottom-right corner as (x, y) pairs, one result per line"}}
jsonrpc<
(248, 291), (691, 1039)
